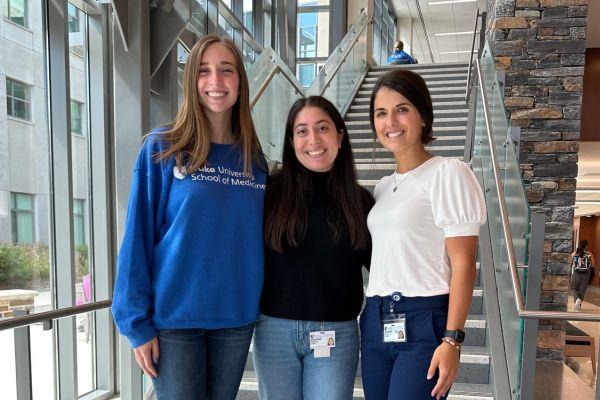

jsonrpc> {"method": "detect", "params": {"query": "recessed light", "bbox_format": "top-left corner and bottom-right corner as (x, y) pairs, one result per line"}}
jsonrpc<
(435, 31), (476, 36)
(429, 0), (477, 5)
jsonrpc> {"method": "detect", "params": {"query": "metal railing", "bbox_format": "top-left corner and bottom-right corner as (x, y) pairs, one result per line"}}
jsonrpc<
(465, 10), (486, 103)
(474, 56), (600, 323)
(0, 299), (112, 331)
(250, 64), (305, 108)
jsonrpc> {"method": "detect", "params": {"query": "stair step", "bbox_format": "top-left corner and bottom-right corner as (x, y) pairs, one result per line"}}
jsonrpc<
(369, 62), (468, 71)
(237, 371), (493, 399)
(348, 103), (468, 112)
(364, 73), (467, 82)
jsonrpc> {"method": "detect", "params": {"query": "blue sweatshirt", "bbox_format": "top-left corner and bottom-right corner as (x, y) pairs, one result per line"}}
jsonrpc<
(112, 132), (267, 348)
(387, 49), (415, 64)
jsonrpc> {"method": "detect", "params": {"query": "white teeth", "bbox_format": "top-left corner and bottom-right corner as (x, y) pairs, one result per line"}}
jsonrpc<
(207, 91), (227, 97)
(386, 131), (404, 138)
(307, 149), (325, 156)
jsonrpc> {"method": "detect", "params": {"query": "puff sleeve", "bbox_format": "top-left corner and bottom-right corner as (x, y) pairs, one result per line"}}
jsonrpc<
(429, 159), (486, 237)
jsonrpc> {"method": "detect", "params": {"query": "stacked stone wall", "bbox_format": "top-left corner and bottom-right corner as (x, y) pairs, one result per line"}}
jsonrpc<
(487, 0), (587, 361)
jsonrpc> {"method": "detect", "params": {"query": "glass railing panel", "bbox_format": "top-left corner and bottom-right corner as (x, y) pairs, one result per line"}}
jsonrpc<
(251, 73), (304, 162)
(472, 40), (533, 399)
(0, 329), (18, 399)
(306, 11), (368, 113)
(248, 48), (305, 162)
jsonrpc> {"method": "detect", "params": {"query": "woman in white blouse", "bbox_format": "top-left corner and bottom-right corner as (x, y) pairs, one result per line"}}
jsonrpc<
(360, 69), (486, 400)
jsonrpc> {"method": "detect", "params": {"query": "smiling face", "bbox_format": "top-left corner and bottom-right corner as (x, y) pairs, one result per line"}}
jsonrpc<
(373, 87), (426, 157)
(292, 106), (342, 173)
(196, 43), (240, 119)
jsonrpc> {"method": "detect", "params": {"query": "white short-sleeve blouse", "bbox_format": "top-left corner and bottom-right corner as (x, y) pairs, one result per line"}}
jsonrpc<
(366, 156), (487, 297)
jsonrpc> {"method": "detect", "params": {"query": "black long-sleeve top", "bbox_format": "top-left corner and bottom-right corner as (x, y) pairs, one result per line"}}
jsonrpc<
(260, 171), (374, 322)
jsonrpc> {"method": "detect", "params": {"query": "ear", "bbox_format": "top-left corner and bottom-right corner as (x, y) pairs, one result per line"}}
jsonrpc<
(338, 129), (344, 148)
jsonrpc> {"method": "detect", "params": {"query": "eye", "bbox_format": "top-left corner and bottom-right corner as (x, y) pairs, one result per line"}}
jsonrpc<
(375, 111), (386, 118)
(295, 128), (307, 136)
(199, 69), (209, 75)
(318, 125), (329, 132)
(397, 106), (409, 113)
(222, 68), (234, 74)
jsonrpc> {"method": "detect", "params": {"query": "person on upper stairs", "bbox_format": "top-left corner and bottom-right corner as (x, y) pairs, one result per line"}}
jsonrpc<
(387, 41), (417, 65)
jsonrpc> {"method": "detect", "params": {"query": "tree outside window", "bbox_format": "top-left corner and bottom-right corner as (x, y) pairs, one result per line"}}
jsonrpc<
(6, 78), (31, 121)
(11, 193), (35, 244)
(73, 199), (86, 246)
(3, 0), (28, 28)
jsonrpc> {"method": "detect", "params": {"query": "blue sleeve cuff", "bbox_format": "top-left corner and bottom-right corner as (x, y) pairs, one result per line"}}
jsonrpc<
(126, 323), (158, 349)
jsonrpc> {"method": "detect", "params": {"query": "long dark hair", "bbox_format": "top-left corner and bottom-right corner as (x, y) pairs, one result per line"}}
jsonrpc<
(576, 239), (589, 257)
(369, 69), (435, 144)
(265, 96), (371, 252)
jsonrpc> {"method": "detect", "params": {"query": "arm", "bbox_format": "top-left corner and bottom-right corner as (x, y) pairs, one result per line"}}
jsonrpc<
(428, 236), (478, 399)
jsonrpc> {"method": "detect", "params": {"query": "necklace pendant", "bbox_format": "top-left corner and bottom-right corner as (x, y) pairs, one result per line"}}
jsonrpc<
(393, 186), (397, 192)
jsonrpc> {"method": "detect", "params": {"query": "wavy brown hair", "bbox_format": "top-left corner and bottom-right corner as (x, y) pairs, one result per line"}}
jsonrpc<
(155, 35), (261, 175)
(265, 96), (373, 252)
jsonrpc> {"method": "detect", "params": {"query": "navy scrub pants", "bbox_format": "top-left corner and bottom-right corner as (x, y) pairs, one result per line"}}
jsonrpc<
(360, 294), (449, 400)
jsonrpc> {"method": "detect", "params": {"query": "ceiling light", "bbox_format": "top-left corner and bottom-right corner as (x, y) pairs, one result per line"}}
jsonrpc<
(439, 50), (478, 54)
(435, 31), (476, 36)
(429, 0), (477, 5)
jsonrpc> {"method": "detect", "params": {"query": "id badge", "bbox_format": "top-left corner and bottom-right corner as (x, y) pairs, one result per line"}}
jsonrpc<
(382, 313), (407, 343)
(310, 330), (335, 358)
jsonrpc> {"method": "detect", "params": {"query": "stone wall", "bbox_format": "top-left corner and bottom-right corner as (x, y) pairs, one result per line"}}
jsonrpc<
(0, 290), (38, 319)
(487, 0), (588, 361)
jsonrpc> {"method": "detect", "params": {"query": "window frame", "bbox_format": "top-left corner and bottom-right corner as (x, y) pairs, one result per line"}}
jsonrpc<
(4, 0), (28, 28)
(10, 192), (35, 244)
(6, 77), (32, 121)
(70, 100), (84, 136)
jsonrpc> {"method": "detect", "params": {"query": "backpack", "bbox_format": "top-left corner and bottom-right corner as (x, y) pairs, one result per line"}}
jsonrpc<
(573, 252), (592, 273)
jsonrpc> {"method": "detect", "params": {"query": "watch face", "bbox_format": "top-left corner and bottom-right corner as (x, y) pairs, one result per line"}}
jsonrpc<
(445, 330), (465, 343)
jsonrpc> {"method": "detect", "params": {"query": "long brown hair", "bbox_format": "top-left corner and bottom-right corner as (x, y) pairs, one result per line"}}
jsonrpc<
(265, 96), (372, 252)
(155, 35), (261, 175)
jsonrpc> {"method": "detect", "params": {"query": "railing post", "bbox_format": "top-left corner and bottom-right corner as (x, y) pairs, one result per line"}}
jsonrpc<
(14, 310), (32, 400)
(520, 213), (545, 400)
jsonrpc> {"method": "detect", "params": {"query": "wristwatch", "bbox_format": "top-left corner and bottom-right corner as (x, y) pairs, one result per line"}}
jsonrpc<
(443, 329), (465, 344)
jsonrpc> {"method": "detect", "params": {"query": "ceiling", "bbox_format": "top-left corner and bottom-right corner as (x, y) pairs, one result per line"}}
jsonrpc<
(390, 0), (486, 64)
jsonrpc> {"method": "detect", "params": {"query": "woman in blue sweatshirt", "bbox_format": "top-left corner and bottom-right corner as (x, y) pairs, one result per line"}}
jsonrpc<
(112, 35), (267, 400)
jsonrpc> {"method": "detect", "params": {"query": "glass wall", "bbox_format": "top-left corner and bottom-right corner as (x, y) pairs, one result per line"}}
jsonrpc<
(296, 0), (330, 87)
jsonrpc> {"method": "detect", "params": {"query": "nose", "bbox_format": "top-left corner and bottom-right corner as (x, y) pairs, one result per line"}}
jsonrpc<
(307, 128), (321, 144)
(208, 70), (223, 85)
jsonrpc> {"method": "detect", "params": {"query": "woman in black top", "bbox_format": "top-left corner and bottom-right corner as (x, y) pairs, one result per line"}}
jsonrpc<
(254, 96), (373, 400)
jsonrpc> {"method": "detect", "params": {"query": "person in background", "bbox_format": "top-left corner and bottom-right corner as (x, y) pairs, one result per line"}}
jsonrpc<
(570, 239), (595, 310)
(254, 96), (374, 400)
(361, 69), (486, 400)
(387, 41), (417, 65)
(112, 35), (267, 400)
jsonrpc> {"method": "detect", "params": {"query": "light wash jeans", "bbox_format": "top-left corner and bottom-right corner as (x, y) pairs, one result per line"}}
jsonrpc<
(253, 314), (359, 400)
(152, 324), (253, 400)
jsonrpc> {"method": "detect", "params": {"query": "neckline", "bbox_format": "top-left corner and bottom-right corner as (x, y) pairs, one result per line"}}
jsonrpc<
(394, 155), (438, 177)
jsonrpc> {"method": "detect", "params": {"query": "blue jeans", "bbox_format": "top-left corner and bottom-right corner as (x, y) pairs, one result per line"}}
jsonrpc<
(360, 295), (449, 400)
(253, 315), (359, 400)
(153, 324), (254, 400)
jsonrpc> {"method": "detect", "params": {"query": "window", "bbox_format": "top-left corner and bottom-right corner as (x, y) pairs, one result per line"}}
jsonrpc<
(6, 78), (31, 120)
(11, 192), (34, 244)
(3, 0), (28, 27)
(68, 3), (80, 33)
(73, 199), (85, 246)
(243, 0), (253, 33)
(70, 100), (83, 136)
(298, 63), (316, 87)
(298, 13), (317, 58)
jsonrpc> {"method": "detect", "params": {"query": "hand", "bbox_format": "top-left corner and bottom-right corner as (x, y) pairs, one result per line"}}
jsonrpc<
(427, 341), (460, 399)
(133, 337), (160, 379)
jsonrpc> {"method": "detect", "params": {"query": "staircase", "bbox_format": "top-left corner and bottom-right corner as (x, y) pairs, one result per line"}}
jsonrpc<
(235, 63), (495, 400)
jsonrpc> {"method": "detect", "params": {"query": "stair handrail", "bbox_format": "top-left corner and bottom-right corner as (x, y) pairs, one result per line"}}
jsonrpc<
(474, 56), (600, 322)
(465, 9), (486, 103)
(250, 63), (305, 108)
(307, 10), (371, 98)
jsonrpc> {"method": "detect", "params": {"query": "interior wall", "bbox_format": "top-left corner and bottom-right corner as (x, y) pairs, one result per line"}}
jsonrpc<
(347, 0), (366, 29)
(581, 48), (600, 141)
